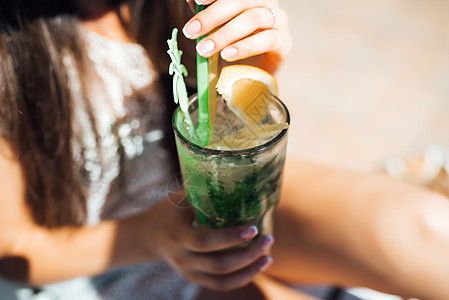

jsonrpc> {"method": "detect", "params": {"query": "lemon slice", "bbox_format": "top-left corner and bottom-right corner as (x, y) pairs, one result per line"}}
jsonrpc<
(216, 65), (279, 126)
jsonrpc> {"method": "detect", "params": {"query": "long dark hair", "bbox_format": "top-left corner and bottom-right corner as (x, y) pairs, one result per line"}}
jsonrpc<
(0, 0), (194, 228)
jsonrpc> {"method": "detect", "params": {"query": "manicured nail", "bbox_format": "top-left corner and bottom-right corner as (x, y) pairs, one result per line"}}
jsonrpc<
(240, 226), (258, 240)
(258, 256), (273, 272)
(195, 0), (205, 4)
(260, 235), (274, 251)
(182, 20), (201, 38)
(220, 47), (237, 60)
(196, 39), (215, 56)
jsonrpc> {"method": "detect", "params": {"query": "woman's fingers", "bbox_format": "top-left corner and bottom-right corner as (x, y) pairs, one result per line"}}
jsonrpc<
(181, 225), (259, 253)
(185, 0), (216, 7)
(160, 195), (276, 291)
(182, 0), (290, 61)
(183, 0), (264, 39)
(194, 7), (277, 57)
(191, 255), (273, 291)
(188, 235), (274, 275)
(190, 0), (217, 6)
(169, 195), (259, 252)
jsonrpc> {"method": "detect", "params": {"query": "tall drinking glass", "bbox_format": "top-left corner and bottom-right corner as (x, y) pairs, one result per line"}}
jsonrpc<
(172, 92), (289, 238)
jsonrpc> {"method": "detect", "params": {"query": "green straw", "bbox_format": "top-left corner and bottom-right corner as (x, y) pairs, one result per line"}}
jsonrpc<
(195, 4), (217, 146)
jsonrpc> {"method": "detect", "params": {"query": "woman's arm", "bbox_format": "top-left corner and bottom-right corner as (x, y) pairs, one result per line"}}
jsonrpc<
(0, 138), (273, 289)
(267, 157), (449, 299)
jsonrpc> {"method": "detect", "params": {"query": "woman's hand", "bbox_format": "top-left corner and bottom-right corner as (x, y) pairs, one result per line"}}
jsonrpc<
(138, 192), (274, 291)
(183, 0), (292, 71)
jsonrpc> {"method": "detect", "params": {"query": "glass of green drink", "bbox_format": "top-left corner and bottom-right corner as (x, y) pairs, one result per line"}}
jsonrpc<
(172, 92), (289, 237)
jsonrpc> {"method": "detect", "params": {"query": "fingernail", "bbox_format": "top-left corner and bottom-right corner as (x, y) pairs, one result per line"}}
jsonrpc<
(260, 235), (274, 251)
(196, 39), (215, 56)
(220, 47), (237, 60)
(195, 0), (205, 4)
(182, 20), (201, 38)
(240, 226), (258, 240)
(258, 256), (273, 272)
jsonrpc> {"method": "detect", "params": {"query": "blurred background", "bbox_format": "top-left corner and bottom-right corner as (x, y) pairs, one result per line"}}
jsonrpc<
(277, 0), (449, 299)
(278, 0), (449, 173)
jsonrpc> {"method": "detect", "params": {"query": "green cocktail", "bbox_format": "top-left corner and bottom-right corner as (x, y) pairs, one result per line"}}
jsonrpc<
(173, 93), (289, 236)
